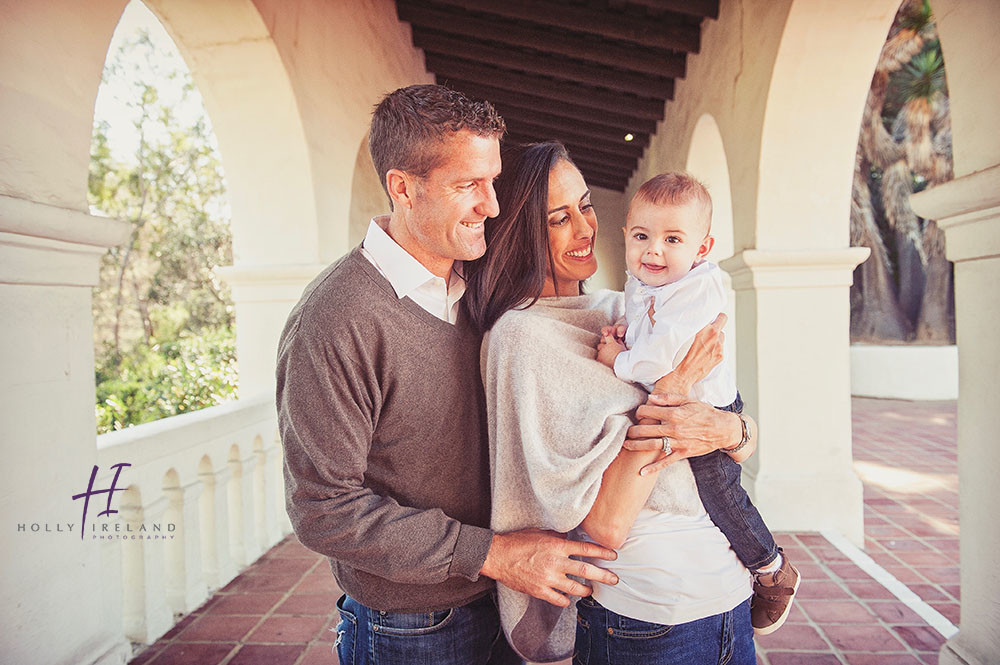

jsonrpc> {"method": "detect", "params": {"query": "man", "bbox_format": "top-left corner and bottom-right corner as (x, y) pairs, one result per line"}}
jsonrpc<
(277, 84), (619, 664)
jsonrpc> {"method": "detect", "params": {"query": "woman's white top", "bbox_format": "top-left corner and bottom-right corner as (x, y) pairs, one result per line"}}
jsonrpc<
(577, 507), (752, 626)
(614, 261), (737, 406)
(482, 290), (750, 660)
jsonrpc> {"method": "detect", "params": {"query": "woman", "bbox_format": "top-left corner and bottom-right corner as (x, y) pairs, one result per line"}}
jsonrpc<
(464, 142), (758, 665)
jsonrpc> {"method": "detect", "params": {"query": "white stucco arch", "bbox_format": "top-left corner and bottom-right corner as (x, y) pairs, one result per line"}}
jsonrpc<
(629, 0), (907, 543)
(908, 3), (1000, 662)
(138, 0), (318, 267)
(685, 113), (737, 372)
(686, 114), (735, 261)
(1, 3), (431, 660)
(140, 0), (431, 395)
(348, 133), (388, 248)
(755, 0), (903, 249)
(726, 0), (904, 543)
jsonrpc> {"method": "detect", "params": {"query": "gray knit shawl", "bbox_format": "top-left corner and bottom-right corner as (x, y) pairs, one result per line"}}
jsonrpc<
(482, 290), (703, 663)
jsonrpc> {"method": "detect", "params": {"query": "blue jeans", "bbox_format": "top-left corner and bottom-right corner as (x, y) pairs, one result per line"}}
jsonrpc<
(335, 592), (523, 665)
(573, 597), (755, 665)
(689, 396), (779, 570)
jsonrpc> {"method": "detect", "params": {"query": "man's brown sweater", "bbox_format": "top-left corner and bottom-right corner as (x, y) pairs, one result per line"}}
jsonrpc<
(276, 249), (494, 612)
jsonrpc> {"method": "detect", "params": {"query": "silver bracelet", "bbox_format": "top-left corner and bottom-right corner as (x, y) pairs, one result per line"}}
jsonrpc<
(721, 412), (751, 454)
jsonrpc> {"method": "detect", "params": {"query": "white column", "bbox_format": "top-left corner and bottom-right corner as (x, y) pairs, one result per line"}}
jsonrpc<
(163, 479), (206, 614)
(216, 263), (326, 398)
(720, 247), (870, 545)
(0, 195), (132, 665)
(227, 453), (247, 568)
(273, 429), (293, 535)
(121, 493), (172, 644)
(238, 452), (262, 563)
(255, 444), (283, 548)
(227, 449), (263, 567)
(198, 465), (234, 590)
(911, 165), (1000, 665)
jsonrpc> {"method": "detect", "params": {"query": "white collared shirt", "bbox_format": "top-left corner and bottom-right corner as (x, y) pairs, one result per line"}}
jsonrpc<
(360, 216), (466, 324)
(614, 262), (736, 405)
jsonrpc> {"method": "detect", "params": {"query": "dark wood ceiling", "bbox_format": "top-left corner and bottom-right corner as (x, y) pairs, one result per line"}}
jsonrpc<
(395, 0), (719, 191)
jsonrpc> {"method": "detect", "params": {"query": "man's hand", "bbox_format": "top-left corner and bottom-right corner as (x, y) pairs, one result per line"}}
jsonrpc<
(624, 392), (745, 475)
(596, 334), (626, 368)
(480, 529), (619, 607)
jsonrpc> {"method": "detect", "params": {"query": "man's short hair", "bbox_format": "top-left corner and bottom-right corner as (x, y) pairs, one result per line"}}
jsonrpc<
(369, 84), (505, 201)
(631, 171), (714, 234)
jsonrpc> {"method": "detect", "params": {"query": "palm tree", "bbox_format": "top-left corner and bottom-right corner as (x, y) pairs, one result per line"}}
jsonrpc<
(850, 0), (953, 343)
(896, 49), (953, 341)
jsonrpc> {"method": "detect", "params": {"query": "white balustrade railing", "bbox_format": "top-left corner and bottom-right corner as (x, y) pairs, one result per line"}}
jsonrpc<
(95, 395), (289, 645)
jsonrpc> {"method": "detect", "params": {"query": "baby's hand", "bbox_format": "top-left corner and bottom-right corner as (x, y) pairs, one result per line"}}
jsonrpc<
(600, 320), (627, 345)
(597, 334), (627, 368)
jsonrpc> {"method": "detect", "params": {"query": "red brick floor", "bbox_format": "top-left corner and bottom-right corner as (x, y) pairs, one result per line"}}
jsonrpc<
(129, 397), (959, 665)
(755, 398), (959, 665)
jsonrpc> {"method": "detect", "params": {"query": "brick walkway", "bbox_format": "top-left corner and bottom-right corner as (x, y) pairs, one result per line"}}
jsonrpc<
(755, 398), (959, 665)
(129, 397), (959, 665)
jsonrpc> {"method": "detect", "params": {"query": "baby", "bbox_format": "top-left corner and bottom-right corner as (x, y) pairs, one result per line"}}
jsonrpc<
(596, 172), (799, 636)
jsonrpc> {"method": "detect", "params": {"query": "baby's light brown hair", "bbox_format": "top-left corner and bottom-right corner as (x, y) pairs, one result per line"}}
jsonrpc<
(629, 171), (713, 237)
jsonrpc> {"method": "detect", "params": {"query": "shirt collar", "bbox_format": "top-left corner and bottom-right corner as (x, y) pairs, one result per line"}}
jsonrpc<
(362, 216), (464, 299)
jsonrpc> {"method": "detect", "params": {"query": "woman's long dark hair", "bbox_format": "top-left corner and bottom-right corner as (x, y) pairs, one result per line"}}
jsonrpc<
(464, 141), (575, 333)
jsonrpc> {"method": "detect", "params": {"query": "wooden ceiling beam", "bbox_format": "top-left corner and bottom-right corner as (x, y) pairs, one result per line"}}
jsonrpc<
(504, 118), (645, 159)
(584, 180), (627, 192)
(493, 105), (650, 150)
(571, 153), (633, 177)
(625, 0), (719, 20)
(578, 169), (629, 191)
(396, 1), (685, 79)
(571, 159), (630, 183)
(429, 0), (701, 52)
(505, 132), (637, 170)
(445, 79), (658, 134)
(426, 55), (666, 120)
(412, 30), (674, 99)
(569, 156), (629, 185)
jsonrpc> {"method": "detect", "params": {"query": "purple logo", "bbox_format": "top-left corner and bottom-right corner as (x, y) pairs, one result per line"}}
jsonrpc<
(71, 463), (131, 539)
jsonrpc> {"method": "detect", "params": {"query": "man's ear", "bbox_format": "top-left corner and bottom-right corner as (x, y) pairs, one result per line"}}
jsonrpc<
(698, 235), (715, 260)
(386, 169), (416, 211)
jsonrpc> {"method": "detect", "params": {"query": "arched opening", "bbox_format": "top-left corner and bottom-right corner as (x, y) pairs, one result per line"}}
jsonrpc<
(848, 0), (957, 401)
(348, 133), (387, 248)
(844, 0), (962, 633)
(686, 113), (737, 372)
(90, 1), (237, 434)
(94, 0), (321, 400)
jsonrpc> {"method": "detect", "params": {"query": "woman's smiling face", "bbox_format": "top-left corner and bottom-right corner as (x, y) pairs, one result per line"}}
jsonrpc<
(542, 160), (598, 296)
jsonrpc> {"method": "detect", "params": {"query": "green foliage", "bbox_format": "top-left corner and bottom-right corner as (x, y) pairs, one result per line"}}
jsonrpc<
(95, 328), (238, 434)
(90, 27), (236, 434)
(901, 46), (945, 102)
(851, 1), (954, 344)
(898, 0), (933, 32)
(884, 39), (947, 120)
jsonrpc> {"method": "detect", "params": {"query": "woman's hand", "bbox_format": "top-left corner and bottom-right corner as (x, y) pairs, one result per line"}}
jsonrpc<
(624, 392), (755, 475)
(654, 313), (726, 396)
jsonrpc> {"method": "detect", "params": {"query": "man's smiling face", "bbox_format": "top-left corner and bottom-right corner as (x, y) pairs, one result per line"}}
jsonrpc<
(402, 130), (502, 274)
